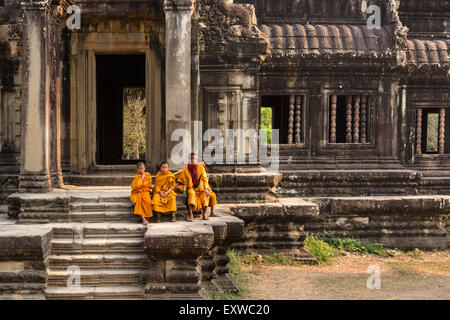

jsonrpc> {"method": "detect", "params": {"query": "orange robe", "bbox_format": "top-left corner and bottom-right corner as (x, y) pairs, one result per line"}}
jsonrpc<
(175, 164), (217, 212)
(130, 172), (153, 218)
(152, 171), (177, 213)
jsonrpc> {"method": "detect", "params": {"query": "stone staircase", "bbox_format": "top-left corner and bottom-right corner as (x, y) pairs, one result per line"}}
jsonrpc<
(45, 222), (149, 299)
(40, 189), (196, 299)
(44, 192), (146, 299)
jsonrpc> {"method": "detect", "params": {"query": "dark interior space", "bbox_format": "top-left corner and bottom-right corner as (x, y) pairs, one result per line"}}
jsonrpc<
(261, 95), (290, 144)
(96, 54), (146, 165)
(332, 95), (348, 144)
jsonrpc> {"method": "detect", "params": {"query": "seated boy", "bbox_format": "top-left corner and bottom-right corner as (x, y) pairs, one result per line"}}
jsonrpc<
(130, 162), (153, 226)
(176, 153), (218, 222)
(152, 161), (177, 223)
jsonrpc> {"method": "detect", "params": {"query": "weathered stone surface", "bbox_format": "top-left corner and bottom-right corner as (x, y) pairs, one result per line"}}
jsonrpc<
(306, 196), (450, 250)
(144, 213), (244, 299)
(0, 225), (51, 298)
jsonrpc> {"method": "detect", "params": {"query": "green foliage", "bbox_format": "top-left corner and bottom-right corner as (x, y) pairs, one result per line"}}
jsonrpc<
(320, 237), (394, 257)
(304, 235), (339, 263)
(231, 251), (300, 266)
(136, 273), (145, 284)
(208, 250), (250, 300)
(122, 87), (147, 160)
(260, 107), (272, 144)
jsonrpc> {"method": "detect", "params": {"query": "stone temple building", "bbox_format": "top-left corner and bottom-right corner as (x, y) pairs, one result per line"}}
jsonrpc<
(0, 0), (448, 300)
(0, 0), (449, 196)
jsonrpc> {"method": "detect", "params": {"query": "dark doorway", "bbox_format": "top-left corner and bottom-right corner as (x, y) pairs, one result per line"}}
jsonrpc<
(96, 54), (146, 165)
(261, 95), (290, 144)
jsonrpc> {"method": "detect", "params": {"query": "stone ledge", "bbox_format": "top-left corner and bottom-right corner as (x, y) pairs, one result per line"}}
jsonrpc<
(145, 214), (244, 260)
(228, 198), (320, 220)
(144, 213), (244, 300)
(0, 226), (52, 261)
(314, 196), (450, 216)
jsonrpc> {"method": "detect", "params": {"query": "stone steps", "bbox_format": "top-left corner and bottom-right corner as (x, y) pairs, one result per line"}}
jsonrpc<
(45, 286), (145, 300)
(47, 253), (149, 270)
(52, 223), (147, 238)
(51, 238), (145, 254)
(46, 221), (149, 299)
(46, 269), (149, 287)
(276, 170), (421, 197)
(69, 211), (137, 223)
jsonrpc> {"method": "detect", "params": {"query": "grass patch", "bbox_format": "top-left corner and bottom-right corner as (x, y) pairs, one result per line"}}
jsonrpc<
(406, 248), (424, 259)
(231, 252), (302, 266)
(304, 235), (339, 263)
(208, 250), (251, 300)
(319, 237), (395, 257)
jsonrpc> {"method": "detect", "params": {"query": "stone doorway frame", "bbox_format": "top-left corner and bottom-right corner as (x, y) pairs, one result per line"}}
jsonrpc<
(69, 30), (164, 174)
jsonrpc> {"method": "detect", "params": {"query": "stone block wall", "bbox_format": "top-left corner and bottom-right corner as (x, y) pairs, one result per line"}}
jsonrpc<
(304, 196), (450, 250)
(0, 225), (52, 299)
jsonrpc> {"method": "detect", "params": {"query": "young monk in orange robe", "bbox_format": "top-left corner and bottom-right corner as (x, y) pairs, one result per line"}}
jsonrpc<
(152, 161), (177, 223)
(176, 153), (218, 222)
(130, 162), (153, 226)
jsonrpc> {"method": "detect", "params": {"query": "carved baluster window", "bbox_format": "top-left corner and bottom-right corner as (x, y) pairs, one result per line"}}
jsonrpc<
(360, 96), (367, 144)
(416, 108), (422, 155)
(288, 95), (295, 144)
(439, 108), (446, 155)
(346, 95), (353, 143)
(330, 95), (337, 143)
(353, 96), (360, 143)
(295, 95), (302, 144)
(329, 94), (371, 144)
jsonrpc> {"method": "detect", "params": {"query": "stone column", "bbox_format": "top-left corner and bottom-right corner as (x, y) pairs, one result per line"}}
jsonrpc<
(164, 0), (196, 168)
(19, 2), (52, 193)
(47, 7), (64, 188)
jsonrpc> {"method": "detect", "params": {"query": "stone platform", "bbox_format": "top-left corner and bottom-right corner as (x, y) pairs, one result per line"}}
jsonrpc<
(0, 187), (245, 299)
(0, 212), (243, 300)
(1, 186), (450, 300)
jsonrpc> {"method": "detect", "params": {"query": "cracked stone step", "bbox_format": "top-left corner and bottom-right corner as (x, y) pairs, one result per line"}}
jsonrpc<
(46, 269), (149, 287)
(52, 223), (147, 239)
(48, 254), (149, 270)
(70, 202), (133, 212)
(51, 238), (145, 254)
(69, 211), (137, 223)
(45, 286), (145, 300)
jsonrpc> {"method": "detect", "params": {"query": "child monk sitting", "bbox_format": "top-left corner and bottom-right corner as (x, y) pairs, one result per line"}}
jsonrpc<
(152, 161), (177, 223)
(130, 162), (153, 226)
(176, 153), (218, 222)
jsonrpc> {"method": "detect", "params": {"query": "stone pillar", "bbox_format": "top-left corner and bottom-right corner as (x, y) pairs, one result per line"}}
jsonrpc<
(416, 108), (422, 155)
(144, 223), (213, 300)
(47, 7), (64, 188)
(164, 0), (196, 168)
(19, 2), (52, 193)
(330, 95), (337, 143)
(439, 108), (446, 155)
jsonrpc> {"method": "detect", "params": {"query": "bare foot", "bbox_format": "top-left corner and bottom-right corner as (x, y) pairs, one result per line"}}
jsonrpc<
(202, 214), (209, 221)
(171, 214), (177, 223)
(210, 212), (220, 218)
(142, 219), (149, 226)
(186, 215), (194, 222)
